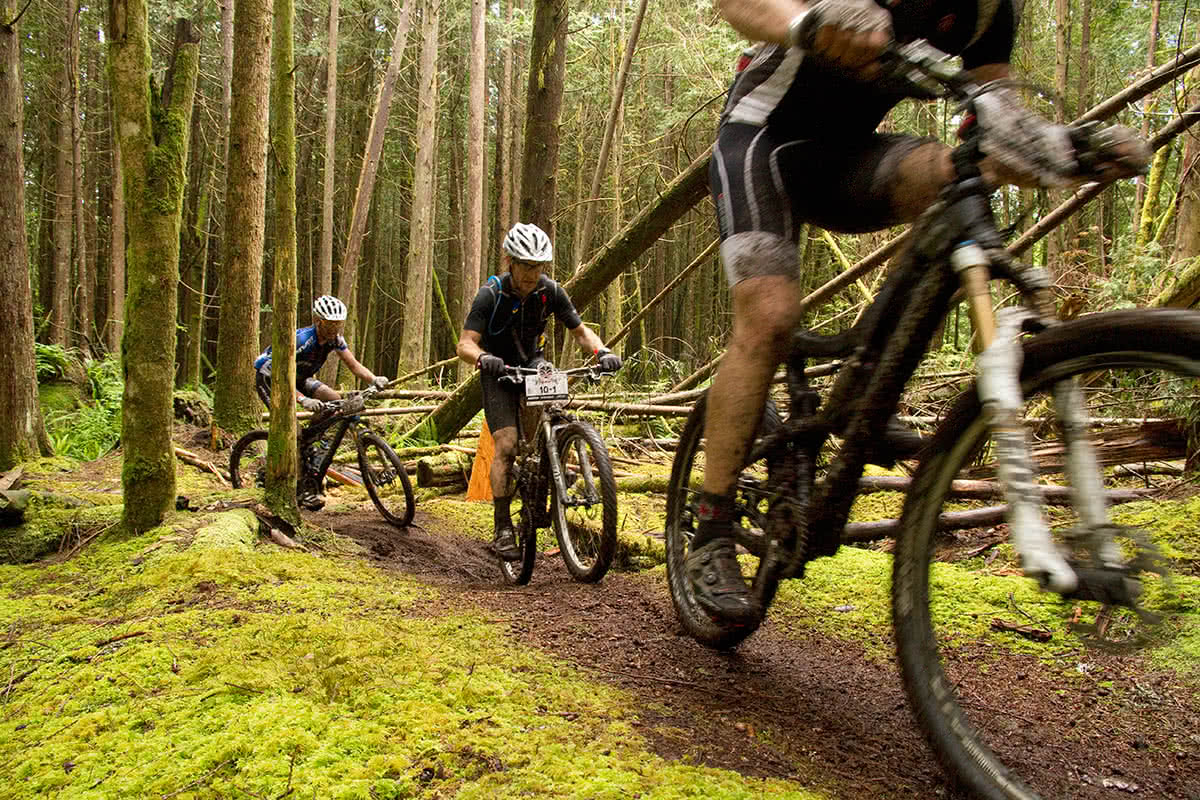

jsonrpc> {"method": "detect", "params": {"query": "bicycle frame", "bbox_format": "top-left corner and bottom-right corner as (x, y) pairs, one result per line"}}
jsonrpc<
(742, 42), (1123, 605)
(507, 366), (605, 507)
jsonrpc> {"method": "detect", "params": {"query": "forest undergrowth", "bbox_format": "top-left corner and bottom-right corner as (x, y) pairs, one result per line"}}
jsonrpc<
(2, 433), (1199, 798)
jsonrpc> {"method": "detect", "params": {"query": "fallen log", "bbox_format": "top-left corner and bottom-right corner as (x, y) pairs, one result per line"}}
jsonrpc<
(857, 475), (1154, 504)
(416, 452), (472, 489)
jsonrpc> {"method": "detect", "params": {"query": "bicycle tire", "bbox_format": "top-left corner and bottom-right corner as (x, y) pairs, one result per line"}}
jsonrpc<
(357, 432), (415, 527)
(664, 392), (783, 650)
(893, 309), (1200, 800)
(229, 429), (269, 489)
(551, 421), (618, 582)
(499, 481), (539, 585)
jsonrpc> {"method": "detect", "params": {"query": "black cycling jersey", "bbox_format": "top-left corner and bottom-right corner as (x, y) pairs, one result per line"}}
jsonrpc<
(721, 0), (1019, 138)
(464, 274), (583, 366)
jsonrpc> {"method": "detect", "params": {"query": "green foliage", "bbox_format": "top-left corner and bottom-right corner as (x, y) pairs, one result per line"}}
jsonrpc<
(44, 356), (124, 462)
(33, 343), (72, 382)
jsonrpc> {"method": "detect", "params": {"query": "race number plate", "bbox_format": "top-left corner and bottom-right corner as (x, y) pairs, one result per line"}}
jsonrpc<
(524, 367), (568, 404)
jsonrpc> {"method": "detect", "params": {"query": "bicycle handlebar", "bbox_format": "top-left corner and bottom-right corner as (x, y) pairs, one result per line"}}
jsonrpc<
(497, 364), (615, 386)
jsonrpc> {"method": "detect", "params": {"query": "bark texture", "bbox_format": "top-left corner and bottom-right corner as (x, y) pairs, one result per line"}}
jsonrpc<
(266, 0), (299, 522)
(213, 0), (271, 436)
(109, 10), (200, 532)
(0, 1), (49, 469)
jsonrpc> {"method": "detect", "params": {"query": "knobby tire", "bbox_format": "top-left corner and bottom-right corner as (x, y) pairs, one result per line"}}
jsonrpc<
(551, 422), (618, 582)
(893, 309), (1200, 800)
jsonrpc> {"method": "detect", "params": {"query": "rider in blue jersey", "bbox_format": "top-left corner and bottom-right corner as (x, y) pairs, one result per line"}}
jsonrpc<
(254, 295), (390, 509)
(254, 295), (390, 412)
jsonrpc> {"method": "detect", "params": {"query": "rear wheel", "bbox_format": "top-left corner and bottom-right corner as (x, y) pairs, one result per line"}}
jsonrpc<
(664, 392), (782, 649)
(229, 430), (269, 489)
(552, 422), (618, 582)
(357, 432), (415, 527)
(893, 310), (1200, 799)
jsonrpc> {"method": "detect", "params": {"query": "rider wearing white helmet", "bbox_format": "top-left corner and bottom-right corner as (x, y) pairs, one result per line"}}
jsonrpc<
(456, 223), (624, 560)
(254, 295), (391, 509)
(255, 294), (390, 411)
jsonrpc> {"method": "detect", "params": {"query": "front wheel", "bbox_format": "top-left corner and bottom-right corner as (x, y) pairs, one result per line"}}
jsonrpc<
(551, 422), (618, 582)
(357, 432), (415, 527)
(893, 310), (1200, 800)
(664, 392), (782, 650)
(499, 479), (540, 585)
(229, 429), (269, 489)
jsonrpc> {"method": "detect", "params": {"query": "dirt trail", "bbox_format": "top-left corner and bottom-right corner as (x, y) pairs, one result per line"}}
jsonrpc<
(320, 507), (1200, 800)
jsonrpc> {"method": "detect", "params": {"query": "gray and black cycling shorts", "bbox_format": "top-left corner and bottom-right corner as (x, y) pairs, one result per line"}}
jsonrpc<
(709, 122), (932, 286)
(255, 364), (324, 408)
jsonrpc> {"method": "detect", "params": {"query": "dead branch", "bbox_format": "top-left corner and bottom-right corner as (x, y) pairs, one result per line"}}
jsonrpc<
(990, 619), (1052, 642)
(174, 446), (229, 486)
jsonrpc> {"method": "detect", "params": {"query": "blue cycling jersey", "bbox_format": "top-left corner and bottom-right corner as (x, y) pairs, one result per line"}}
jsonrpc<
(254, 325), (348, 381)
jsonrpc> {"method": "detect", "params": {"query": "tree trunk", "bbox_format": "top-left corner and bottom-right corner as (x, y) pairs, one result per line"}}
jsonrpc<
(49, 0), (76, 348)
(575, 0), (646, 273)
(336, 0), (413, 360)
(105, 84), (125, 353)
(518, 0), (567, 236)
(178, 87), (209, 389)
(0, 0), (50, 469)
(1135, 0), (1162, 214)
(213, 0), (272, 437)
(397, 0), (439, 377)
(490, 0), (515, 272)
(461, 0), (485, 380)
(1046, 0), (1070, 269)
(317, 0), (337, 303)
(69, 2), (91, 353)
(266, 0), (300, 523)
(110, 12), (200, 532)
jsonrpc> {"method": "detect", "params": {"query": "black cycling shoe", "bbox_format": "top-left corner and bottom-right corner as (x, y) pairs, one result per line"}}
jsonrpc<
(493, 525), (522, 561)
(298, 490), (326, 511)
(686, 538), (759, 624)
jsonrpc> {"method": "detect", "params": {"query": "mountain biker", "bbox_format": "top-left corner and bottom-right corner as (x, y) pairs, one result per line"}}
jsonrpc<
(692, 0), (1151, 623)
(254, 295), (390, 509)
(456, 223), (623, 560)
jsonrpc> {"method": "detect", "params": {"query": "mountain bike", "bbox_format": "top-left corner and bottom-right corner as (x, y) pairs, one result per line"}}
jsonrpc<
(495, 363), (618, 585)
(229, 385), (415, 527)
(664, 39), (1185, 800)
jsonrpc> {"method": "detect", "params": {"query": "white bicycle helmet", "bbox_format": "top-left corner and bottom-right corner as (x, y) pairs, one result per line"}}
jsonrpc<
(502, 223), (554, 263)
(313, 295), (347, 321)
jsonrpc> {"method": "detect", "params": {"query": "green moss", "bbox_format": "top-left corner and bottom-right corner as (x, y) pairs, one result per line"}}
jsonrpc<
(0, 505), (124, 564)
(38, 381), (82, 415)
(0, 514), (826, 800)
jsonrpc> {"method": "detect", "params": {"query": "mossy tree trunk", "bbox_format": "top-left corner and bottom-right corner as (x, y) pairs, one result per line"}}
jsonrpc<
(518, 0), (567, 237)
(397, 0), (439, 378)
(109, 10), (200, 533)
(213, 0), (271, 437)
(266, 0), (300, 524)
(0, 0), (50, 470)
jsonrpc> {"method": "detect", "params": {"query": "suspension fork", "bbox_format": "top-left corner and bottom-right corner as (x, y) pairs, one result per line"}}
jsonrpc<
(958, 243), (1110, 593)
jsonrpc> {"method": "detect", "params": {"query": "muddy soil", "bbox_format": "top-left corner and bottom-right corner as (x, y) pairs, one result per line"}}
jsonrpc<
(318, 506), (1200, 800)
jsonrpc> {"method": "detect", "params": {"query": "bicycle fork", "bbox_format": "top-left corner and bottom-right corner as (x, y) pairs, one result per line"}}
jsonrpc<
(957, 244), (1120, 598)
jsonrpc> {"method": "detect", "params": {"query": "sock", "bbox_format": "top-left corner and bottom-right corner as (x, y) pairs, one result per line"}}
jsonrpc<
(494, 495), (512, 530)
(691, 491), (735, 549)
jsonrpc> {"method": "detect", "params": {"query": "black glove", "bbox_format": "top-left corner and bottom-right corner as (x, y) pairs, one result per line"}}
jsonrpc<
(597, 348), (622, 372)
(477, 353), (506, 377)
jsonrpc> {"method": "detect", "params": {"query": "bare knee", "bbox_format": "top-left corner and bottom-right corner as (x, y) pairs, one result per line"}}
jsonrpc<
(730, 276), (804, 361)
(889, 142), (954, 222)
(491, 428), (519, 466)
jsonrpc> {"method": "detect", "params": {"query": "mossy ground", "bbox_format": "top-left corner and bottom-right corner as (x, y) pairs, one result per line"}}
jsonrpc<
(0, 456), (824, 800)
(4, 441), (1199, 798)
